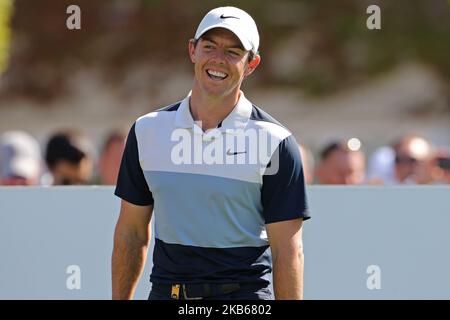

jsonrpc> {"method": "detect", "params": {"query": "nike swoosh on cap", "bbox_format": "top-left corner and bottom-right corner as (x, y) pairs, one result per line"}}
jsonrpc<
(220, 14), (239, 19)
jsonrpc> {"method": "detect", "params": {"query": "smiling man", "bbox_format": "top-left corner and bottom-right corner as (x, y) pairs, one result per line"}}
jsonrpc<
(112, 6), (310, 300)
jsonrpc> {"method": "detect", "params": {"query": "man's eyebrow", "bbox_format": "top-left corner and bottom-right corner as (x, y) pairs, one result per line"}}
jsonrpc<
(201, 36), (245, 50)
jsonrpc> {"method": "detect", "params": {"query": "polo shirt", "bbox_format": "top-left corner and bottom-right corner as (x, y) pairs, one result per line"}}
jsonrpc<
(115, 91), (310, 285)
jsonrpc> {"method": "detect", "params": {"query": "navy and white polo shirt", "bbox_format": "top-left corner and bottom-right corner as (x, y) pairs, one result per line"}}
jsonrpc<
(115, 92), (310, 285)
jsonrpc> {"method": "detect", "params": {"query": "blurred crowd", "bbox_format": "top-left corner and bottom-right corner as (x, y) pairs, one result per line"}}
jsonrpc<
(300, 135), (450, 185)
(0, 129), (126, 186)
(0, 129), (449, 186)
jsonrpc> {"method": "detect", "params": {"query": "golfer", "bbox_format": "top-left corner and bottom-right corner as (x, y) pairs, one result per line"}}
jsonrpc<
(112, 6), (310, 300)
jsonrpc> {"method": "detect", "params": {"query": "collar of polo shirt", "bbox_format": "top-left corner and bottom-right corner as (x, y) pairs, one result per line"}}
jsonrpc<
(174, 91), (252, 133)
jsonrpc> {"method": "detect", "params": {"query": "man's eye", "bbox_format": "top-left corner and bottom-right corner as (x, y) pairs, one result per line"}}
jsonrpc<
(228, 51), (240, 57)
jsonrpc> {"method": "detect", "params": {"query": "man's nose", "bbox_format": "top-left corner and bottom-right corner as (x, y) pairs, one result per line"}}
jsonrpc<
(210, 49), (226, 63)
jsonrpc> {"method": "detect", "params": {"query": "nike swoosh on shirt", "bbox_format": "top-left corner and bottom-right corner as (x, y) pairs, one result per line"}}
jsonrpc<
(227, 149), (247, 156)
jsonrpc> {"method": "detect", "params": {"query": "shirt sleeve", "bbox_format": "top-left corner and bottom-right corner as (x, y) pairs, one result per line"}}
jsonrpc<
(261, 135), (310, 224)
(114, 123), (154, 206)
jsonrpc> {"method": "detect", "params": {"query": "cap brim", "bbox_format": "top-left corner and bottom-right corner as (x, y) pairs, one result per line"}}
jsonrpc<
(195, 24), (253, 52)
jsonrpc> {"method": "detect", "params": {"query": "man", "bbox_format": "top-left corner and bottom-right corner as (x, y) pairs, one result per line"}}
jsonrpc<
(98, 129), (126, 185)
(44, 130), (94, 185)
(112, 6), (310, 300)
(315, 141), (365, 185)
(394, 135), (432, 184)
(414, 148), (450, 185)
(367, 134), (432, 185)
(299, 144), (315, 184)
(0, 131), (42, 185)
(436, 151), (450, 184)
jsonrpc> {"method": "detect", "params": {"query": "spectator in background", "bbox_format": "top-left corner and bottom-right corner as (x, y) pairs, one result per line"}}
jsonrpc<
(299, 144), (315, 184)
(315, 141), (365, 185)
(44, 130), (94, 185)
(0, 131), (42, 185)
(393, 134), (432, 184)
(368, 134), (433, 185)
(98, 129), (126, 185)
(437, 151), (450, 184)
(414, 148), (450, 184)
(366, 146), (396, 185)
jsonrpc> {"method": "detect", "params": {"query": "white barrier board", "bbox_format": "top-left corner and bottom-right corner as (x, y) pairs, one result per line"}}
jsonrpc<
(0, 186), (449, 299)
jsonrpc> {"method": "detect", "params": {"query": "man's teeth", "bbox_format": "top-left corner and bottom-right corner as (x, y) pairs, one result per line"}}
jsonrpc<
(207, 70), (227, 79)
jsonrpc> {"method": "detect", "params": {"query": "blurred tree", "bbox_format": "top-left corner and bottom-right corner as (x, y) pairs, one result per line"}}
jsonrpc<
(0, 0), (13, 74)
(0, 0), (448, 108)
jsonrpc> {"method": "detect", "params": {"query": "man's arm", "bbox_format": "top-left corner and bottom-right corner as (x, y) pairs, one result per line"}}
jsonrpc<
(266, 218), (304, 300)
(112, 200), (153, 300)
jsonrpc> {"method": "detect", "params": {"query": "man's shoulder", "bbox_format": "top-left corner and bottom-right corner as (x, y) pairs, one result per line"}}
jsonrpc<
(135, 101), (181, 127)
(248, 104), (292, 141)
(154, 101), (182, 113)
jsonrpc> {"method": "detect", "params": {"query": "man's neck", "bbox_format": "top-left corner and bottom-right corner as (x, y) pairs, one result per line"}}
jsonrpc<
(189, 86), (241, 131)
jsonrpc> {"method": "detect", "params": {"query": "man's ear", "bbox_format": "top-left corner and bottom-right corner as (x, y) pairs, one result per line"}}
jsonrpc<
(244, 54), (261, 77)
(188, 39), (196, 64)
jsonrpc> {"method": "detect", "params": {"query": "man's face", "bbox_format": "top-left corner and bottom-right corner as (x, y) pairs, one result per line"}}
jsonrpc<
(52, 157), (93, 185)
(188, 28), (259, 98)
(395, 136), (431, 182)
(318, 150), (365, 185)
(99, 139), (125, 185)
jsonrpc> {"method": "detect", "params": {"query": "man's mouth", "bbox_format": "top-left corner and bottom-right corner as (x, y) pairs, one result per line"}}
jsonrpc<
(206, 69), (228, 80)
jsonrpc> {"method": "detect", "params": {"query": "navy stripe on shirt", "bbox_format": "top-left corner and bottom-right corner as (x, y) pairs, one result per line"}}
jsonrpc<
(150, 238), (272, 285)
(114, 123), (154, 206)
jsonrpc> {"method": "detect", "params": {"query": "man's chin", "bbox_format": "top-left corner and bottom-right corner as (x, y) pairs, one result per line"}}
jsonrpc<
(201, 85), (229, 97)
